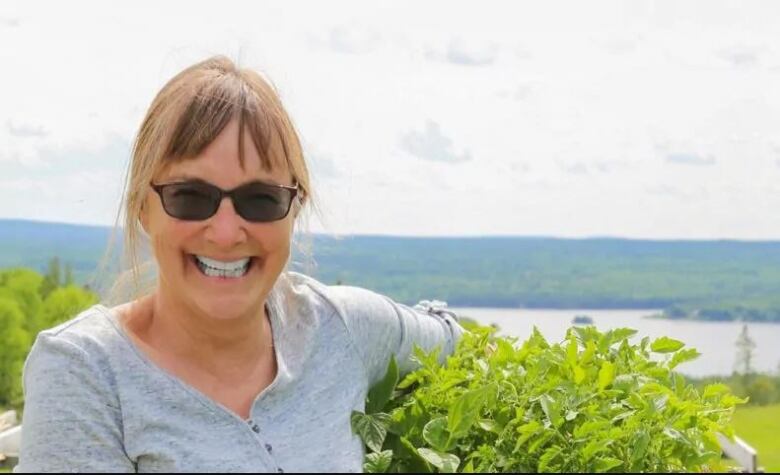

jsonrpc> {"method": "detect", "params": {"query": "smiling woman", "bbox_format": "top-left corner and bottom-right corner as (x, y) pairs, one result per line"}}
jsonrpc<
(13, 56), (463, 473)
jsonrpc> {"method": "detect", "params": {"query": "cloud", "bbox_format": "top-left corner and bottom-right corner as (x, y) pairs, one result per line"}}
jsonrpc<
(561, 162), (589, 175)
(717, 45), (760, 68)
(496, 83), (534, 101)
(0, 133), (130, 175)
(399, 120), (471, 164)
(666, 153), (716, 166)
(326, 25), (381, 55)
(7, 120), (48, 138)
(645, 185), (693, 200)
(559, 160), (618, 175)
(307, 151), (339, 179)
(0, 18), (20, 28)
(426, 39), (498, 67)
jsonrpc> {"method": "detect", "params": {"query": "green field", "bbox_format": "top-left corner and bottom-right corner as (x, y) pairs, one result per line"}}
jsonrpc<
(731, 403), (780, 472)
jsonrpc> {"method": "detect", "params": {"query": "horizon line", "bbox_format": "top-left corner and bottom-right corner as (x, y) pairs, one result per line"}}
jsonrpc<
(2, 217), (780, 244)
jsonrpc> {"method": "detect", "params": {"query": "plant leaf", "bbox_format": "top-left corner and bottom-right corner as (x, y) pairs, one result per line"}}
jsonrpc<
(448, 383), (498, 438)
(538, 445), (563, 473)
(398, 437), (433, 473)
(423, 417), (452, 452)
(650, 336), (685, 353)
(630, 430), (651, 470)
(366, 355), (399, 414)
(668, 348), (701, 369)
(539, 394), (563, 428)
(351, 411), (390, 453)
(598, 361), (616, 390)
(364, 450), (394, 473)
(418, 448), (460, 473)
(594, 457), (623, 472)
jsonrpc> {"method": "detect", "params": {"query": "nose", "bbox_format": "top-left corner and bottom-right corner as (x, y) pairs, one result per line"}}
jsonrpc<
(204, 197), (247, 247)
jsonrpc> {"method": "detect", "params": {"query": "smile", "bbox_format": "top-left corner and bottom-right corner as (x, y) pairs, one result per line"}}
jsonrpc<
(191, 255), (255, 279)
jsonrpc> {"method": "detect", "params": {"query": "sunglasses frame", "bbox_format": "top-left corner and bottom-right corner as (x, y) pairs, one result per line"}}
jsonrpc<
(150, 179), (299, 223)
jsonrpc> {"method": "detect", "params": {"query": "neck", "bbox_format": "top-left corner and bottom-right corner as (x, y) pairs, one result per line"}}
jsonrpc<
(143, 288), (274, 379)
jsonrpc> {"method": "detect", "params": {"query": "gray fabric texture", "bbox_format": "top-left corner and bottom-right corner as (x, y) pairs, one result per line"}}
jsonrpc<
(14, 272), (464, 473)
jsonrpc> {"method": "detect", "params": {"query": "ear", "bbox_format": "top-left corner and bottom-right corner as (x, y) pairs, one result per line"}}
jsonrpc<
(139, 200), (151, 235)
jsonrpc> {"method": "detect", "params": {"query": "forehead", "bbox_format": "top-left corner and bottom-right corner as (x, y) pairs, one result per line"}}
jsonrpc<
(158, 119), (292, 186)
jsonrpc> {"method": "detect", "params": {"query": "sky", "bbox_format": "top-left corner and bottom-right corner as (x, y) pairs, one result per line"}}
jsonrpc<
(1, 0), (780, 239)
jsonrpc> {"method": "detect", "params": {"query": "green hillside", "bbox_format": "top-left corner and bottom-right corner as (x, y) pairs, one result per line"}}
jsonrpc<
(2, 219), (780, 321)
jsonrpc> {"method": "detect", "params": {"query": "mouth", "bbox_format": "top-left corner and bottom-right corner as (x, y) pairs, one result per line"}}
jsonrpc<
(188, 254), (260, 280)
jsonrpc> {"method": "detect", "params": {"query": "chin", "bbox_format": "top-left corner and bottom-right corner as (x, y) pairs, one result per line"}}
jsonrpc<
(194, 298), (255, 320)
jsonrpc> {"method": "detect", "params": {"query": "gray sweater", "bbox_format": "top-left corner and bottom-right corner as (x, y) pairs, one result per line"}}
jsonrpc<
(14, 272), (464, 473)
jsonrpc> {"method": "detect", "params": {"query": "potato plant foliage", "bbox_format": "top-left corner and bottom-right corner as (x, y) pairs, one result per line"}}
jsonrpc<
(352, 324), (744, 473)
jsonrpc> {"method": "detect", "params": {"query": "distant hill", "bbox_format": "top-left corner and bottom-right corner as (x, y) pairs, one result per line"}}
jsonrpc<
(0, 219), (117, 283)
(2, 218), (780, 321)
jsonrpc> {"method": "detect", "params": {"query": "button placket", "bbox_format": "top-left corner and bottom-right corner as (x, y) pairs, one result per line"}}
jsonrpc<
(246, 419), (283, 473)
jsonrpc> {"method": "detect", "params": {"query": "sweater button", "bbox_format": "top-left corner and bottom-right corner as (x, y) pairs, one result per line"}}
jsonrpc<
(265, 443), (273, 453)
(252, 424), (260, 433)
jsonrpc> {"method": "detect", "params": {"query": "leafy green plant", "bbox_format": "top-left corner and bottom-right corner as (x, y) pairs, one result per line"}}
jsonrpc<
(352, 324), (745, 472)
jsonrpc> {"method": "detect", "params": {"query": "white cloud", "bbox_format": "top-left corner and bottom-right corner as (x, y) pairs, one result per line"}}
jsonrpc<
(399, 120), (471, 164)
(6, 120), (48, 138)
(434, 38), (499, 66)
(666, 153), (717, 166)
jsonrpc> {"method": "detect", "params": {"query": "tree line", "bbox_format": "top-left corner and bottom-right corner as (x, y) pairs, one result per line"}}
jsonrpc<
(0, 258), (97, 409)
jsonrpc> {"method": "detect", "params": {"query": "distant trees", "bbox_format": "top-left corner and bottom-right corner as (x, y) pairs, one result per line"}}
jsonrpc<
(0, 258), (97, 408)
(734, 324), (756, 376)
(691, 324), (780, 406)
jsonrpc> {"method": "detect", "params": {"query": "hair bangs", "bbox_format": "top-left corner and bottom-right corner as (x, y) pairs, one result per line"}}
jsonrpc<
(161, 72), (292, 176)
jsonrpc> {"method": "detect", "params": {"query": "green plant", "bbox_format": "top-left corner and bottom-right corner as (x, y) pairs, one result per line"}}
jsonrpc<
(352, 325), (745, 472)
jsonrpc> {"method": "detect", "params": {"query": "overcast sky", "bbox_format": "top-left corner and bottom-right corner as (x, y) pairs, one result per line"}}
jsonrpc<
(1, 0), (779, 239)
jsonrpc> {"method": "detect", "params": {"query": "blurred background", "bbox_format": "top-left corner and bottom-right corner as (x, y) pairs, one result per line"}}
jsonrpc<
(0, 0), (779, 470)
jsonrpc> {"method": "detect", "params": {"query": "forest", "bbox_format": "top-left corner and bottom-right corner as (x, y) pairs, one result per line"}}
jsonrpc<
(2, 219), (780, 321)
(0, 259), (97, 409)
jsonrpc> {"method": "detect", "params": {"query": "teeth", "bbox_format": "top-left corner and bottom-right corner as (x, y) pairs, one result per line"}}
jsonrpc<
(196, 256), (251, 271)
(194, 255), (251, 279)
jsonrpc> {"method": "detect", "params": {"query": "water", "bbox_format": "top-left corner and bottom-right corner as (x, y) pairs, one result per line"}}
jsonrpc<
(451, 307), (780, 378)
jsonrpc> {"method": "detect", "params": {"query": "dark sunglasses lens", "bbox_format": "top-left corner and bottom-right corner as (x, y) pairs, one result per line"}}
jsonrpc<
(160, 183), (219, 220)
(234, 184), (294, 222)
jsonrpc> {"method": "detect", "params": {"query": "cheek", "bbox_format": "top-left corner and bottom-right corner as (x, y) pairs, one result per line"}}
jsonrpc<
(254, 222), (292, 256)
(150, 220), (198, 263)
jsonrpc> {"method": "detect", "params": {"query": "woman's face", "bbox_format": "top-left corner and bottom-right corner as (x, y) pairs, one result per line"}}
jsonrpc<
(141, 119), (295, 320)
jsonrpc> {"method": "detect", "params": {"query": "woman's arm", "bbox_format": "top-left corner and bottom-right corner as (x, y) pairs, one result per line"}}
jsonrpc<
(326, 285), (465, 387)
(15, 333), (135, 473)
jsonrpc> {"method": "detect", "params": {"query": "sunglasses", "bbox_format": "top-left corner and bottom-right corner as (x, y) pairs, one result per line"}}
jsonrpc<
(150, 179), (299, 222)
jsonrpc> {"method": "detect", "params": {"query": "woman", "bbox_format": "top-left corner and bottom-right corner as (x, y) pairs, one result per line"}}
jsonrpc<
(15, 56), (463, 473)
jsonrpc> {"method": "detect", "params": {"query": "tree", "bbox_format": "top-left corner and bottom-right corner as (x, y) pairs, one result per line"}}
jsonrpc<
(64, 262), (75, 286)
(40, 257), (62, 299)
(734, 324), (756, 377)
(0, 297), (31, 407)
(0, 268), (43, 336)
(36, 285), (98, 335)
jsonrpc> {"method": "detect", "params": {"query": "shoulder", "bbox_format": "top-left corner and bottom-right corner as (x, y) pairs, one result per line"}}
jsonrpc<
(33, 304), (123, 356)
(279, 271), (393, 323)
(25, 304), (125, 390)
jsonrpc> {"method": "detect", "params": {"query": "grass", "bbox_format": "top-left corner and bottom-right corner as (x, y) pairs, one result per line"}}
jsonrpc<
(730, 403), (780, 472)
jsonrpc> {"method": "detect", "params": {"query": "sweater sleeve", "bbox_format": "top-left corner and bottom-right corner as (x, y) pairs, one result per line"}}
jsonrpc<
(14, 333), (135, 473)
(325, 285), (465, 387)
